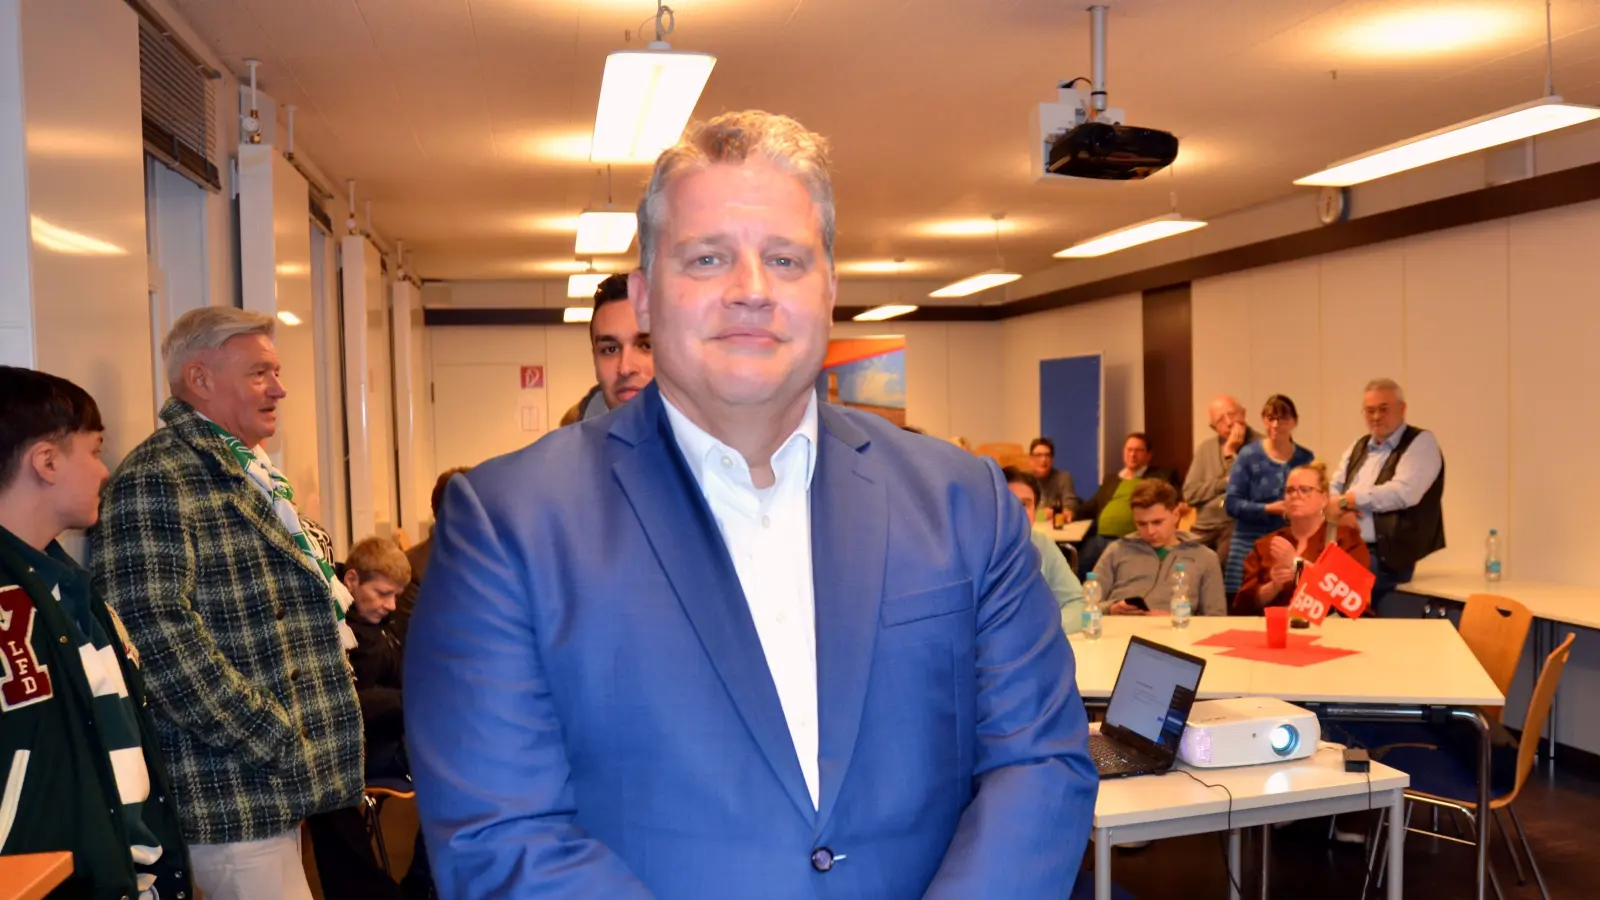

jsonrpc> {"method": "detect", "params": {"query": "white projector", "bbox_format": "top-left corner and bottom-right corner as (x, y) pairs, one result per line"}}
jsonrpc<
(1177, 697), (1320, 768)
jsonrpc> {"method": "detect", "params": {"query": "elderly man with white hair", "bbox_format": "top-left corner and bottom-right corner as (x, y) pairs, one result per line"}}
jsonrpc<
(91, 307), (363, 900)
(1328, 377), (1446, 606)
(1182, 394), (1257, 552)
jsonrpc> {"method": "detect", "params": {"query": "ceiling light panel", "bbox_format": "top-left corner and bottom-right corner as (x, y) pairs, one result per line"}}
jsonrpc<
(575, 211), (638, 254)
(591, 48), (716, 164)
(568, 273), (609, 298)
(1054, 213), (1208, 258)
(929, 270), (1020, 298)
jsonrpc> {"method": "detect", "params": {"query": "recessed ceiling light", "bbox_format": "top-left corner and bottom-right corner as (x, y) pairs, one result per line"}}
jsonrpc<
(575, 210), (638, 254)
(838, 259), (921, 275)
(1296, 97), (1600, 187)
(563, 307), (595, 323)
(1331, 7), (1518, 59)
(853, 304), (918, 322)
(524, 259), (596, 275)
(929, 270), (1021, 298)
(916, 218), (1024, 238)
(1054, 213), (1208, 258)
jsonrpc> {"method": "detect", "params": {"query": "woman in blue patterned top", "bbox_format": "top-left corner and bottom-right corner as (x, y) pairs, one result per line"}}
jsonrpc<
(1223, 395), (1313, 595)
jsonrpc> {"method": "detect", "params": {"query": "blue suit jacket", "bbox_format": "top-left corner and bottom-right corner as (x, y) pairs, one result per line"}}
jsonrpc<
(404, 384), (1096, 899)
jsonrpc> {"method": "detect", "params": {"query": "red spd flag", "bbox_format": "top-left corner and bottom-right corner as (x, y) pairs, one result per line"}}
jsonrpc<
(1287, 544), (1377, 625)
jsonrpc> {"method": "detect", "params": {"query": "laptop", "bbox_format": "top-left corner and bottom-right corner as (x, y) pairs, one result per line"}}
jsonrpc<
(1090, 635), (1207, 778)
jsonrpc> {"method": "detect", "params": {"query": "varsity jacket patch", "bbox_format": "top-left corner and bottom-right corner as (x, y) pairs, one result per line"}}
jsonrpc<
(0, 585), (54, 710)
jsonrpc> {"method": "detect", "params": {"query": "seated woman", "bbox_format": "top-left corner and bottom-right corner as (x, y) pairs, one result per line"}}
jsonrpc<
(1234, 461), (1369, 615)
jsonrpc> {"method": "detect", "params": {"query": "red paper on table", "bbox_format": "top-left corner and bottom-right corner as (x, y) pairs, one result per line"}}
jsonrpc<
(1192, 628), (1321, 650)
(1219, 644), (1361, 667)
(1286, 544), (1377, 624)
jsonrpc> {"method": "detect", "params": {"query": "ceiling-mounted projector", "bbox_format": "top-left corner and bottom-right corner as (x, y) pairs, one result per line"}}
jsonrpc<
(1177, 697), (1320, 768)
(1032, 5), (1179, 183)
(1047, 121), (1178, 180)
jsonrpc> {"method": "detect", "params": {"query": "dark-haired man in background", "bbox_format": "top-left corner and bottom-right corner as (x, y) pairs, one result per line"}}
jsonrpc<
(560, 273), (654, 425)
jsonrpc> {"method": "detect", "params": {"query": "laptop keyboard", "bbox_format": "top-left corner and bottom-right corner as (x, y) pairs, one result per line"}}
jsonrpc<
(1090, 734), (1146, 772)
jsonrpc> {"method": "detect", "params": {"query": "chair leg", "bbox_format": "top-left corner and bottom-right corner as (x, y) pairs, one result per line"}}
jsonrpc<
(1461, 810), (1506, 900)
(1361, 808), (1386, 900)
(370, 796), (394, 877)
(1508, 806), (1551, 900)
(1492, 809), (1528, 886)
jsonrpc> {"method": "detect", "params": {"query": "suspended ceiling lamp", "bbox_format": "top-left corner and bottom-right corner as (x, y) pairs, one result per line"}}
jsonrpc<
(1296, 1), (1600, 187)
(590, 2), (716, 164)
(930, 215), (1021, 298)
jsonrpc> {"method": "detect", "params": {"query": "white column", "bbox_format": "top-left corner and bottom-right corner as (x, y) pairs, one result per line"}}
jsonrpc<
(391, 276), (422, 540)
(341, 234), (378, 542)
(0, 0), (34, 367)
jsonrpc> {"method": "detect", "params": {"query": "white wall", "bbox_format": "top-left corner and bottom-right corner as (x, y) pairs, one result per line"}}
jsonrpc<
(996, 293), (1145, 468)
(1190, 202), (1600, 584)
(22, 0), (154, 461)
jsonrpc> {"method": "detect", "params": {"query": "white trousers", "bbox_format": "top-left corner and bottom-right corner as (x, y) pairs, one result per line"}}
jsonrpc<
(189, 827), (314, 900)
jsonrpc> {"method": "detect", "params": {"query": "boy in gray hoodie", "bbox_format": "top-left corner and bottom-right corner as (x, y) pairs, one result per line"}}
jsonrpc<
(1092, 480), (1227, 616)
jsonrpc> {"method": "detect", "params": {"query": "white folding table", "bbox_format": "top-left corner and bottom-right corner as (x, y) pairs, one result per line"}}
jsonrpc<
(1091, 744), (1409, 900)
(1069, 616), (1502, 899)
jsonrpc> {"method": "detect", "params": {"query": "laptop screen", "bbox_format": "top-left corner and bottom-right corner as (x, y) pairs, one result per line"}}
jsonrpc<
(1103, 636), (1205, 754)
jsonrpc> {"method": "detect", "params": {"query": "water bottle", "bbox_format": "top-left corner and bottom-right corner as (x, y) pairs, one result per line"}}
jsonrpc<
(1485, 529), (1502, 583)
(1082, 574), (1103, 641)
(1170, 562), (1192, 630)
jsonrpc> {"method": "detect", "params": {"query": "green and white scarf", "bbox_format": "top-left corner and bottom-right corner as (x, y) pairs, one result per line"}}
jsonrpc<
(205, 421), (357, 650)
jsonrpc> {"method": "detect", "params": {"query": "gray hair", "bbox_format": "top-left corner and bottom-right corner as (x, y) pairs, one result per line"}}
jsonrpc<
(1364, 377), (1405, 403)
(637, 110), (835, 277)
(162, 306), (275, 387)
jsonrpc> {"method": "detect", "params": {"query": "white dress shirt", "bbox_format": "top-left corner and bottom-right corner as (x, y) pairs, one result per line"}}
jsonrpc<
(662, 392), (821, 808)
(1330, 424), (1444, 544)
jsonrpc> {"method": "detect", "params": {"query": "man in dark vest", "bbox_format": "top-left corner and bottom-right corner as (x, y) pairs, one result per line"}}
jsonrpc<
(1329, 377), (1445, 606)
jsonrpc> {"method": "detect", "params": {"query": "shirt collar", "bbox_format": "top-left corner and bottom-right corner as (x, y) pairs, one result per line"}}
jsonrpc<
(0, 526), (81, 590)
(662, 390), (819, 492)
(1368, 424), (1408, 453)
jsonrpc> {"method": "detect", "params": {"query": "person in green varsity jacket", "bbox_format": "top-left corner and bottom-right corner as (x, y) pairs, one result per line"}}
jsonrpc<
(0, 366), (190, 900)
(91, 308), (363, 900)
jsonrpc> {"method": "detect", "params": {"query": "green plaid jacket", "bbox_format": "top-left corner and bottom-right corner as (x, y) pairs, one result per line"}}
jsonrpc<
(90, 398), (364, 844)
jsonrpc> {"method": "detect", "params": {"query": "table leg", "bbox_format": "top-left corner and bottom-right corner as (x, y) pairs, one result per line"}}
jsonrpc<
(1455, 707), (1492, 900)
(1095, 829), (1111, 900)
(1387, 791), (1404, 900)
(1229, 828), (1242, 900)
(1259, 825), (1271, 900)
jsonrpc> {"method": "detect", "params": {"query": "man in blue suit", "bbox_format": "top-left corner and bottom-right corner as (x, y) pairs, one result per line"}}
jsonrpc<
(404, 110), (1097, 899)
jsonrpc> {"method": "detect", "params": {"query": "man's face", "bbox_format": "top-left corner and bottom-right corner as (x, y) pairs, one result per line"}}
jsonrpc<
(42, 430), (110, 532)
(344, 571), (402, 625)
(1132, 503), (1179, 547)
(1123, 437), (1151, 472)
(1007, 481), (1037, 521)
(591, 299), (653, 409)
(194, 334), (286, 448)
(1029, 445), (1053, 479)
(1363, 389), (1405, 442)
(631, 159), (836, 416)
(1209, 399), (1246, 438)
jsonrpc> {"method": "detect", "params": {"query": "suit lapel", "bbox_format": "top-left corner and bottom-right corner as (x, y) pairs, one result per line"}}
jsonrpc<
(160, 399), (322, 582)
(610, 388), (817, 823)
(811, 405), (887, 830)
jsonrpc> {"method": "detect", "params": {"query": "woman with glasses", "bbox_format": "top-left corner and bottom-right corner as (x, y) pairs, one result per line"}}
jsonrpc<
(1223, 395), (1314, 596)
(1235, 461), (1370, 614)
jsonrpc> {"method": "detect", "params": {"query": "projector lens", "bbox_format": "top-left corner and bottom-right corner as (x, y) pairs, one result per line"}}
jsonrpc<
(1270, 724), (1299, 756)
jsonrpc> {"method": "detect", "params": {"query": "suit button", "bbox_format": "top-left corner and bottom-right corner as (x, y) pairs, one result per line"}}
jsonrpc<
(275, 606), (286, 620)
(810, 847), (834, 872)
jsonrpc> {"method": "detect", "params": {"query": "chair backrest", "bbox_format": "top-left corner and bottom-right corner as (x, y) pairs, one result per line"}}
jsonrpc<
(976, 442), (1027, 460)
(1509, 632), (1575, 801)
(1457, 594), (1533, 724)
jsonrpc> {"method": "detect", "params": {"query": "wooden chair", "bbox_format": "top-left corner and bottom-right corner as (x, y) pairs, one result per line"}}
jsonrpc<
(1458, 594), (1534, 724)
(1364, 633), (1574, 900)
(975, 442), (1026, 459)
(363, 777), (417, 877)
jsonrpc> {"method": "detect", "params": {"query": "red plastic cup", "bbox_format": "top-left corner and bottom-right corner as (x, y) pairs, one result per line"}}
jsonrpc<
(1265, 606), (1289, 649)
